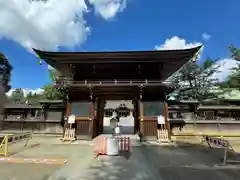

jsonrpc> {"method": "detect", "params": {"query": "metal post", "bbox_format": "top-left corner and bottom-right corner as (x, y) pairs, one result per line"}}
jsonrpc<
(4, 135), (8, 156)
(223, 143), (228, 164)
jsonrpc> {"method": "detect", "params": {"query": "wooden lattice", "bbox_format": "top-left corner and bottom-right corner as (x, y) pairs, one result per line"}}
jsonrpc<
(62, 128), (75, 142)
(157, 129), (169, 142)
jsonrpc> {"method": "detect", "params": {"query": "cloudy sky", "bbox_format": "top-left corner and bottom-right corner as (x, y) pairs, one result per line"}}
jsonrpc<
(0, 0), (239, 89)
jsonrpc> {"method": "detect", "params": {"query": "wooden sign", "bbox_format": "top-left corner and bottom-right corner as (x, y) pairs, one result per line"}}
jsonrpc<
(68, 115), (75, 124)
(157, 115), (165, 124)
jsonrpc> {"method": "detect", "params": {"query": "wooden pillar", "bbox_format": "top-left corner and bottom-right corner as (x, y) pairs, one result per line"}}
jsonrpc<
(138, 86), (144, 135)
(89, 101), (94, 119)
(66, 101), (71, 118)
(164, 100), (171, 140)
(89, 99), (95, 139)
(138, 99), (144, 134)
(63, 101), (71, 136)
(98, 98), (105, 134)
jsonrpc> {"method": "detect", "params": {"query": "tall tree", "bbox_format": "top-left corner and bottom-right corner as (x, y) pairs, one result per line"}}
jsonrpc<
(0, 52), (12, 92)
(10, 88), (25, 104)
(218, 46), (240, 90)
(171, 58), (220, 101)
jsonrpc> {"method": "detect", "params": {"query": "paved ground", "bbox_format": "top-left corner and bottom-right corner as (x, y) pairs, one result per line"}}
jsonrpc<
(0, 137), (95, 180)
(0, 136), (240, 179)
(140, 142), (240, 180)
(47, 139), (240, 180)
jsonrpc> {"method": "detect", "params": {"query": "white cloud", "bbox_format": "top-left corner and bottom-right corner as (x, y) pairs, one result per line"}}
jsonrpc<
(154, 36), (239, 82)
(6, 88), (44, 97)
(212, 59), (239, 81)
(154, 36), (239, 83)
(202, 32), (212, 41)
(155, 36), (202, 50)
(0, 0), (127, 51)
(89, 0), (127, 19)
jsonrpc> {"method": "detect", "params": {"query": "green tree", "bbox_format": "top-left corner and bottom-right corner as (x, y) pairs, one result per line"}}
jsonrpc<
(42, 84), (69, 100)
(218, 46), (240, 91)
(41, 66), (69, 100)
(10, 88), (25, 104)
(26, 92), (45, 104)
(229, 45), (240, 61)
(171, 58), (220, 101)
(0, 52), (12, 92)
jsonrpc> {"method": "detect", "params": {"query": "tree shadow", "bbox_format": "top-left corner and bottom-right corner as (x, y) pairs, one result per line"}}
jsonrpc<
(45, 148), (157, 180)
(43, 141), (240, 180)
(140, 141), (225, 166)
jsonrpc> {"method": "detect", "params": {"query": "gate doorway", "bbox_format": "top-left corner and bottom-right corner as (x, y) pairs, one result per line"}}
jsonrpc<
(99, 100), (139, 135)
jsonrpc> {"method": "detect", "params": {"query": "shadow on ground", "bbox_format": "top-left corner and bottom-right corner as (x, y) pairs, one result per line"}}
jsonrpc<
(47, 146), (159, 180)
(139, 141), (240, 180)
(46, 141), (240, 180)
(2, 138), (240, 180)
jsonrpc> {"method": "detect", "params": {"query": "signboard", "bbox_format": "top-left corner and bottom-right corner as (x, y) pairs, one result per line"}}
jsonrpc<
(68, 115), (76, 124)
(157, 115), (165, 124)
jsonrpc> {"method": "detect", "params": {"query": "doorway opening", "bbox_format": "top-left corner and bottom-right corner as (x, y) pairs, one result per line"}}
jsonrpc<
(99, 100), (139, 135)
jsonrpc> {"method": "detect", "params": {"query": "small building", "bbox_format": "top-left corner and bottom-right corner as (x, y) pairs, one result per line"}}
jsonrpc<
(103, 100), (135, 134)
(197, 105), (240, 121)
(33, 46), (201, 140)
(1, 100), (66, 134)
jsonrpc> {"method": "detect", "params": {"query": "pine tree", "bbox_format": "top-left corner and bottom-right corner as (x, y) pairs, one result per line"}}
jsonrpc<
(0, 52), (12, 92)
(171, 58), (220, 101)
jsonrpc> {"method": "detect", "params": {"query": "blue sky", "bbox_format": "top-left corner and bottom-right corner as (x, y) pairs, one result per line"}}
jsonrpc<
(0, 0), (239, 90)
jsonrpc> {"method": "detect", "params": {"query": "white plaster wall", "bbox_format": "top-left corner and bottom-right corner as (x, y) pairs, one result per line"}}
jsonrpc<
(103, 111), (135, 134)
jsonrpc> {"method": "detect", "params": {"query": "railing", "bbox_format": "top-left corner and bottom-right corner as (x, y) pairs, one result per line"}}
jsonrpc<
(4, 115), (45, 121)
(169, 112), (240, 121)
(0, 133), (32, 156)
(5, 115), (25, 121)
(196, 111), (240, 121)
(55, 78), (174, 86)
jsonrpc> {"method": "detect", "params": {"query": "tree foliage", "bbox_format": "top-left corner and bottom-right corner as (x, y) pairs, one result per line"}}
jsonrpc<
(229, 45), (240, 61)
(171, 58), (220, 101)
(42, 84), (69, 100)
(0, 52), (12, 92)
(9, 88), (25, 104)
(219, 46), (240, 90)
(26, 92), (45, 104)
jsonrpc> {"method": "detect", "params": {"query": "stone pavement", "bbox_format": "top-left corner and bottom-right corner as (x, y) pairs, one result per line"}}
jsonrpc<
(0, 142), (95, 180)
(1, 137), (240, 180)
(47, 139), (240, 180)
(139, 142), (240, 180)
(47, 139), (161, 180)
